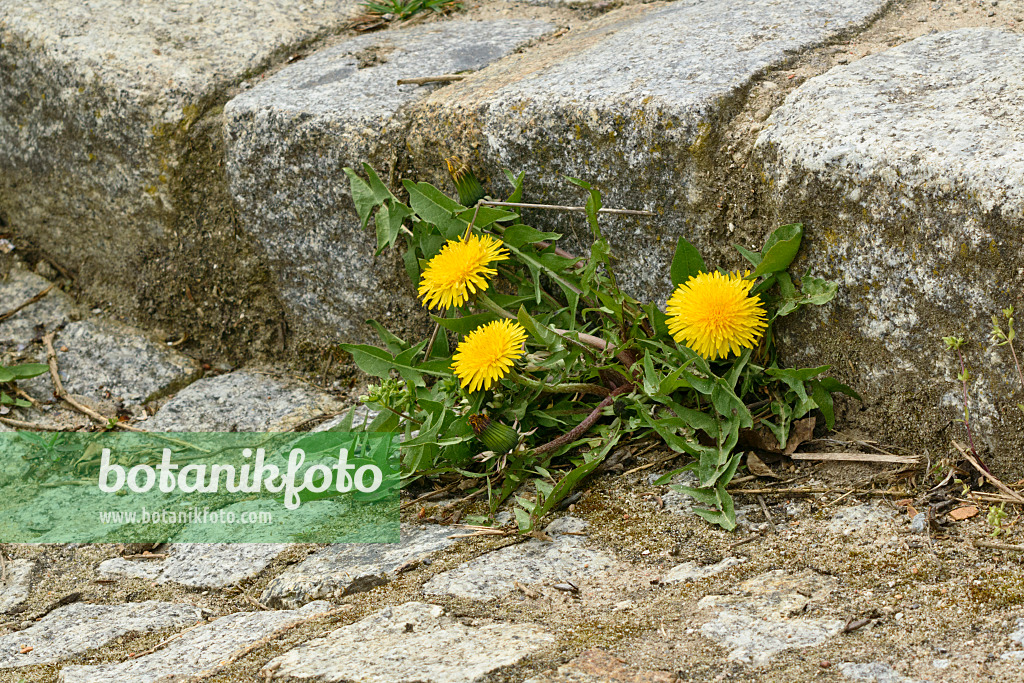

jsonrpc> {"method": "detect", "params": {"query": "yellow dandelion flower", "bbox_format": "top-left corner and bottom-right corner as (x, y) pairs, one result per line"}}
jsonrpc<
(452, 319), (528, 393)
(418, 233), (507, 311)
(665, 270), (768, 361)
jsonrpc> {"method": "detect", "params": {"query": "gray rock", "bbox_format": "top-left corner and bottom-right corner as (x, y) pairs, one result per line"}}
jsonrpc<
(422, 517), (616, 601)
(753, 28), (1024, 477)
(0, 601), (201, 668)
(224, 20), (554, 345)
(144, 370), (341, 431)
(839, 662), (923, 683)
(828, 504), (896, 536)
(0, 560), (35, 613)
(58, 601), (332, 683)
(24, 318), (201, 404)
(405, 0), (890, 310)
(0, 268), (74, 342)
(659, 556), (746, 584)
(260, 601), (555, 682)
(908, 512), (929, 535)
(98, 543), (289, 588)
(0, 0), (361, 313)
(261, 523), (460, 608)
(698, 569), (843, 665)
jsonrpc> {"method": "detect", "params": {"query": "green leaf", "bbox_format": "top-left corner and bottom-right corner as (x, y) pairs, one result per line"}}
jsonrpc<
(502, 225), (562, 249)
(365, 320), (410, 355)
(752, 223), (803, 277)
(0, 363), (49, 382)
(344, 167), (379, 230)
(504, 169), (526, 203)
(457, 206), (518, 231)
(670, 237), (706, 286)
(517, 306), (559, 347)
(818, 376), (863, 402)
(809, 379), (835, 430)
(374, 202), (413, 253)
(734, 244), (762, 268)
(362, 163), (395, 203)
(403, 180), (467, 240)
(339, 343), (449, 386)
(431, 312), (498, 335)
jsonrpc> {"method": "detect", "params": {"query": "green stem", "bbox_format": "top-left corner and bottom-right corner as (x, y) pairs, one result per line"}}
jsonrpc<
(510, 371), (610, 397)
(474, 292), (516, 320)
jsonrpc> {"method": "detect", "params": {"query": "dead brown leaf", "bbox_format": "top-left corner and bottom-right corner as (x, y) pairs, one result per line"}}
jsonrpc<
(746, 452), (779, 479)
(949, 505), (979, 521)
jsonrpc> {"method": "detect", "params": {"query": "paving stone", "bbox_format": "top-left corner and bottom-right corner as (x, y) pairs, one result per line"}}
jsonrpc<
(405, 0), (889, 310)
(261, 523), (459, 608)
(526, 648), (676, 683)
(697, 569), (843, 666)
(0, 560), (35, 613)
(0, 0), (361, 303)
(658, 556), (746, 584)
(828, 503), (896, 536)
(23, 318), (202, 405)
(58, 600), (332, 683)
(261, 601), (555, 682)
(223, 19), (553, 345)
(143, 370), (342, 431)
(839, 662), (923, 683)
(753, 28), (1024, 476)
(98, 543), (289, 588)
(422, 517), (616, 602)
(0, 601), (201, 668)
(0, 268), (75, 343)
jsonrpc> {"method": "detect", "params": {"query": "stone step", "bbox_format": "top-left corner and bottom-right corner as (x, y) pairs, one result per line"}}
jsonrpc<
(0, 601), (202, 669)
(97, 543), (291, 589)
(402, 0), (890, 304)
(223, 18), (555, 345)
(57, 601), (332, 683)
(261, 601), (555, 682)
(752, 27), (1024, 477)
(142, 369), (342, 431)
(260, 522), (462, 609)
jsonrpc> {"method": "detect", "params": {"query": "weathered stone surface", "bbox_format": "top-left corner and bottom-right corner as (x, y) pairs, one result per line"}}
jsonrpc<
(0, 559), (35, 613)
(144, 370), (341, 431)
(58, 600), (332, 683)
(404, 0), (890, 310)
(698, 569), (843, 666)
(526, 648), (676, 683)
(0, 268), (74, 342)
(98, 543), (288, 588)
(0, 0), (360, 311)
(828, 503), (896, 536)
(839, 662), (923, 683)
(422, 517), (616, 602)
(659, 556), (746, 584)
(261, 601), (555, 682)
(224, 19), (553, 344)
(24, 318), (202, 404)
(0, 601), (201, 668)
(754, 28), (1024, 477)
(261, 523), (459, 608)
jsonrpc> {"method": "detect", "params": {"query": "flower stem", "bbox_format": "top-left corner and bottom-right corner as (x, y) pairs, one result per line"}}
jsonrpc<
(956, 347), (983, 467)
(511, 371), (610, 397)
(474, 292), (516, 320)
(1009, 340), (1024, 394)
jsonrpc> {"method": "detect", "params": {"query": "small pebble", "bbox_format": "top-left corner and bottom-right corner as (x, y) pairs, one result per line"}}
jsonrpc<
(909, 512), (928, 535)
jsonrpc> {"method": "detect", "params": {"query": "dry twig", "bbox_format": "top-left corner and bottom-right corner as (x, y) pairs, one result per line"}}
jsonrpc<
(0, 282), (55, 324)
